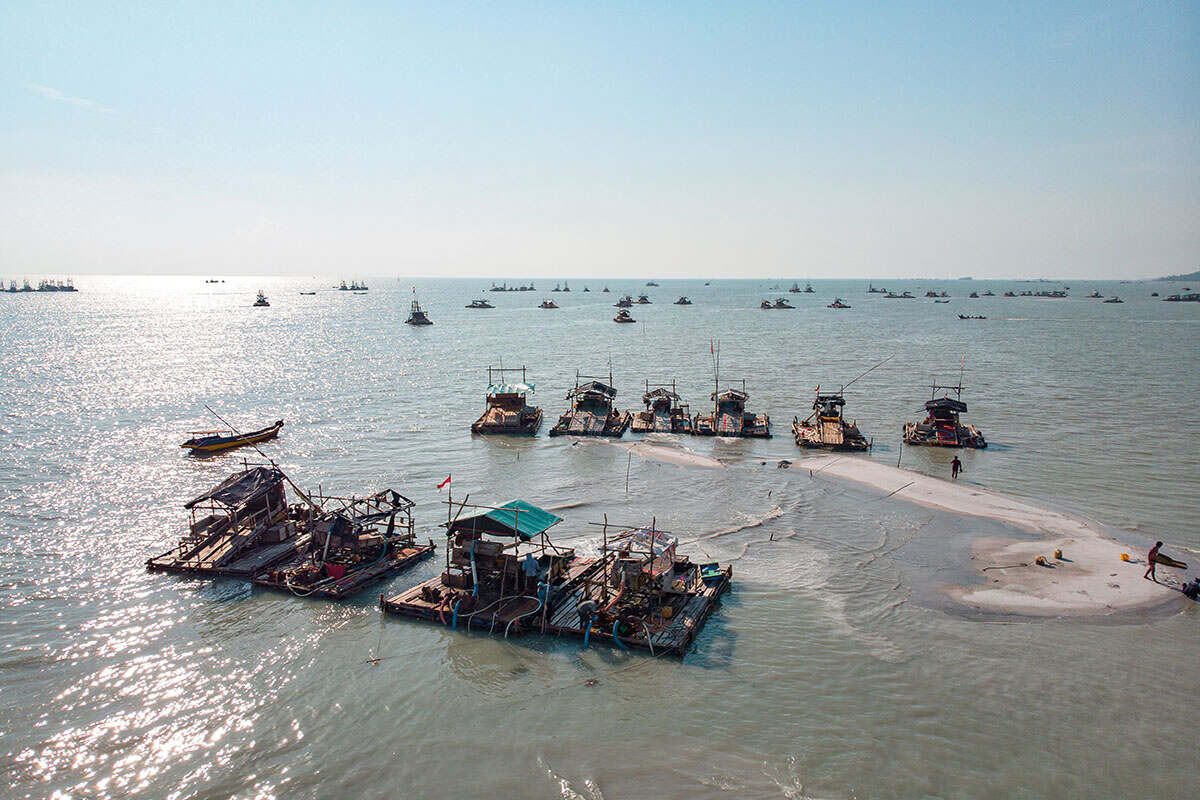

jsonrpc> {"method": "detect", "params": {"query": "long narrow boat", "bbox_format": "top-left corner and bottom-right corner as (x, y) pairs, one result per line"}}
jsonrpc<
(181, 419), (284, 453)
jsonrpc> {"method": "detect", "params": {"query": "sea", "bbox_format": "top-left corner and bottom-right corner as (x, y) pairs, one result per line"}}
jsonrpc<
(1, 275), (1197, 799)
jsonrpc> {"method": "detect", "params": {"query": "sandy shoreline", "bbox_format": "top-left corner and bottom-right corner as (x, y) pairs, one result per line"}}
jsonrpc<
(796, 455), (1188, 617)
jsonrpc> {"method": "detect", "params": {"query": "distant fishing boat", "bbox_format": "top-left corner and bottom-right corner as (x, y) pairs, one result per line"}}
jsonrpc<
(614, 295), (634, 308)
(299, 291), (316, 295)
(772, 298), (794, 309)
(613, 309), (636, 323)
(804, 283), (814, 293)
(674, 296), (693, 305)
(1103, 296), (1123, 304)
(465, 299), (494, 309)
(253, 290), (270, 307)
(646, 281), (659, 286)
(636, 294), (652, 304)
(405, 296), (433, 325)
(181, 419), (284, 454)
(958, 314), (986, 319)
(539, 299), (558, 309)
(827, 298), (851, 309)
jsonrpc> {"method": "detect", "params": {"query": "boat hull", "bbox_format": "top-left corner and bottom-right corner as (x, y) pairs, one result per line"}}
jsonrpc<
(181, 421), (284, 453)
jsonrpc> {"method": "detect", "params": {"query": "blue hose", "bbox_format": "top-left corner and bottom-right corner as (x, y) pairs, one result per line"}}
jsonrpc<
(469, 541), (478, 597)
(612, 618), (628, 650)
(582, 619), (592, 648)
(451, 599), (461, 629)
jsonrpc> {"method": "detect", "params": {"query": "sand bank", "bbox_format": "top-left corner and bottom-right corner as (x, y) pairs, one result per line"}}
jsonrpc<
(796, 455), (1186, 616)
(609, 438), (727, 469)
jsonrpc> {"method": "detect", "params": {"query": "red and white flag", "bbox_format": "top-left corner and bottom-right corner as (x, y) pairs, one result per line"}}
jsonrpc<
(437, 474), (451, 490)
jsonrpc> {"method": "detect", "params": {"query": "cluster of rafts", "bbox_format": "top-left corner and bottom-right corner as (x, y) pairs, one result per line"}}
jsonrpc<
(469, 367), (988, 450)
(147, 466), (730, 657)
(470, 368), (771, 439)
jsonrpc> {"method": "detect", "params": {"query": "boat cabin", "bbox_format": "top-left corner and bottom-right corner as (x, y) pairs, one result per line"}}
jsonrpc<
(471, 366), (543, 435)
(549, 372), (631, 437)
(630, 381), (692, 434)
(693, 380), (771, 437)
(902, 385), (987, 449)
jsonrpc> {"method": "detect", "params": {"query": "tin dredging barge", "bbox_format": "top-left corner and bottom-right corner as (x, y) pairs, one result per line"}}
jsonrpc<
(380, 499), (731, 656)
(693, 380), (771, 437)
(254, 489), (434, 599)
(470, 366), (543, 435)
(147, 465), (435, 596)
(903, 383), (987, 448)
(793, 392), (870, 451)
(146, 466), (310, 578)
(381, 499), (591, 637)
(548, 371), (632, 437)
(544, 520), (731, 657)
(630, 381), (692, 434)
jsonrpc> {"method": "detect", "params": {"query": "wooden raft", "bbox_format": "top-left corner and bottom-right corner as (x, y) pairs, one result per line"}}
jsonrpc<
(146, 533), (311, 578)
(253, 542), (436, 599)
(546, 566), (732, 657)
(380, 559), (599, 635)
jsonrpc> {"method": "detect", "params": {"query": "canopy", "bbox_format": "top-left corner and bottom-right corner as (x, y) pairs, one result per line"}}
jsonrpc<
(185, 467), (283, 509)
(924, 397), (967, 413)
(447, 499), (562, 540)
(569, 380), (616, 399)
(486, 382), (534, 396)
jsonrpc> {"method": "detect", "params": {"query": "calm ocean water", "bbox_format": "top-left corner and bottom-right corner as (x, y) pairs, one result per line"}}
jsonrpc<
(1, 275), (1198, 799)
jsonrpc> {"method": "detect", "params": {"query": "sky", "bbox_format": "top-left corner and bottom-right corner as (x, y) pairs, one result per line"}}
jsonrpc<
(1, 1), (1197, 279)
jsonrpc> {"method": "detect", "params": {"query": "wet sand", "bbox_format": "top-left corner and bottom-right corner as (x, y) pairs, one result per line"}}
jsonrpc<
(796, 455), (1187, 616)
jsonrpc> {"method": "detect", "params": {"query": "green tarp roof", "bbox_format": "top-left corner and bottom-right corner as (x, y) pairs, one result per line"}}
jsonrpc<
(449, 499), (562, 539)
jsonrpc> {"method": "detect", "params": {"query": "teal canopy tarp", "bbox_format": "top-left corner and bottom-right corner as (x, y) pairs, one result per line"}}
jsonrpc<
(486, 382), (534, 396)
(448, 499), (562, 539)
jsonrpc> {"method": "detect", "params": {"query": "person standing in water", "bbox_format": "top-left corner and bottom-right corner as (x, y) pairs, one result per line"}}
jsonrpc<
(1144, 541), (1162, 581)
(951, 455), (963, 480)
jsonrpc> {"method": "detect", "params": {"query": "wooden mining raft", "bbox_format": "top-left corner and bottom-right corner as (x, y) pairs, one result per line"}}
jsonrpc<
(903, 383), (987, 448)
(381, 498), (593, 637)
(630, 381), (692, 434)
(470, 366), (543, 435)
(548, 371), (632, 437)
(693, 380), (771, 438)
(146, 465), (312, 578)
(254, 489), (434, 599)
(793, 392), (870, 451)
(545, 520), (730, 657)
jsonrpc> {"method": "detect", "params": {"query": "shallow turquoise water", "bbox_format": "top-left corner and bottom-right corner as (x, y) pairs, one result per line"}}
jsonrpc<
(1, 276), (1197, 799)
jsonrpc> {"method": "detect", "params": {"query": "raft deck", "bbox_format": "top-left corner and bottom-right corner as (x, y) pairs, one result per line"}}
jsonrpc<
(546, 566), (732, 657)
(146, 532), (311, 578)
(380, 559), (599, 634)
(253, 542), (436, 599)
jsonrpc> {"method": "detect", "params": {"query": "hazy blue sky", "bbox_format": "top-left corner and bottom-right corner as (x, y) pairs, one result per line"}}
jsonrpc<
(1, 1), (1197, 278)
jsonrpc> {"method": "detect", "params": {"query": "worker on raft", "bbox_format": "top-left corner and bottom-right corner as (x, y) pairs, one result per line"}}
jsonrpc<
(951, 456), (963, 481)
(1144, 541), (1163, 582)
